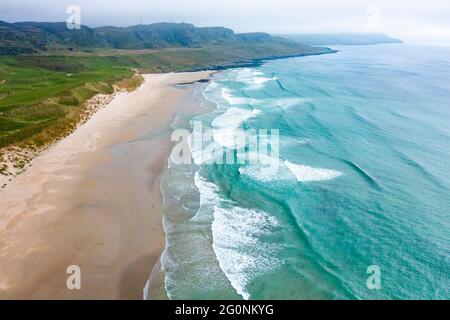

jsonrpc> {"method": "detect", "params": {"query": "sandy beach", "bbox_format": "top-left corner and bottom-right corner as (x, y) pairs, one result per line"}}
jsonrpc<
(0, 71), (212, 299)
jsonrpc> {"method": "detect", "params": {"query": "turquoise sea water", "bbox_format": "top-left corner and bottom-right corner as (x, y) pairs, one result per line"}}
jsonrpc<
(160, 44), (450, 300)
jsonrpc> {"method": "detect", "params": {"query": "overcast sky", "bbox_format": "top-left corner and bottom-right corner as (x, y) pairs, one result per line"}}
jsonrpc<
(1, 0), (450, 45)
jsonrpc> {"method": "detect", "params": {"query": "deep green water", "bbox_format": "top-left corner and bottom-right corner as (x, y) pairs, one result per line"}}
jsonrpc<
(159, 44), (450, 300)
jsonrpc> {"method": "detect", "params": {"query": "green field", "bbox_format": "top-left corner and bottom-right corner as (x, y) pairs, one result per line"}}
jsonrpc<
(0, 55), (138, 149)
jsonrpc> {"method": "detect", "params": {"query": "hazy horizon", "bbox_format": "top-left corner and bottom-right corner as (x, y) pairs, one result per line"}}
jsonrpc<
(1, 0), (450, 45)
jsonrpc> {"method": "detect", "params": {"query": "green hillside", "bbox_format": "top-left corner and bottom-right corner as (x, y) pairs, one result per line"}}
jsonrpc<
(0, 21), (334, 165)
(0, 21), (327, 54)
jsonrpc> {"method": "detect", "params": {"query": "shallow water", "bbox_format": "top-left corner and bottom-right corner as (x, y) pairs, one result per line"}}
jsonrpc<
(160, 44), (450, 300)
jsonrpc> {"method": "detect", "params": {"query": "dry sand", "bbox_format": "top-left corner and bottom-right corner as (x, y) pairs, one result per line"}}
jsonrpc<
(0, 71), (212, 299)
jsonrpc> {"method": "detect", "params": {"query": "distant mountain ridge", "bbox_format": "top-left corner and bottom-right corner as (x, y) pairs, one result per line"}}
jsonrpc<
(279, 33), (402, 46)
(0, 21), (324, 55)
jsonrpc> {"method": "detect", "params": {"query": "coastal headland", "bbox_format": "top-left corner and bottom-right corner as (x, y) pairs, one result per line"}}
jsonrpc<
(0, 71), (212, 299)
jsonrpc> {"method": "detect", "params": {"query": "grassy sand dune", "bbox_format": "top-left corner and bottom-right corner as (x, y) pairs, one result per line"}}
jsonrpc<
(0, 56), (145, 179)
(0, 72), (212, 299)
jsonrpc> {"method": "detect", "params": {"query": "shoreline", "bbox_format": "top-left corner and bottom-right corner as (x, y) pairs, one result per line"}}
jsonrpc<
(0, 74), (144, 188)
(0, 71), (213, 299)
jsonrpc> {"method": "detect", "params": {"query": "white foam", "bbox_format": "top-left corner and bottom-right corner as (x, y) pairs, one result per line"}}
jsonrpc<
(204, 80), (219, 92)
(238, 152), (284, 182)
(221, 88), (251, 105)
(212, 204), (280, 300)
(274, 97), (309, 109)
(187, 133), (220, 165)
(160, 172), (230, 299)
(236, 68), (263, 82)
(253, 76), (277, 85)
(188, 173), (282, 300)
(238, 156), (343, 183)
(235, 68), (276, 88)
(189, 172), (220, 223)
(285, 160), (343, 182)
(213, 128), (246, 150)
(211, 107), (261, 149)
(212, 107), (259, 128)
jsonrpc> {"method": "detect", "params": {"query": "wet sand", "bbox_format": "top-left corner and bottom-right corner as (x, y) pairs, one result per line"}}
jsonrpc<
(0, 71), (212, 299)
